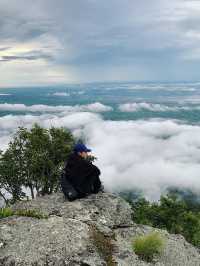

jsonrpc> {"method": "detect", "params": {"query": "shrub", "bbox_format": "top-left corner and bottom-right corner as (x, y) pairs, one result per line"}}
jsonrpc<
(132, 231), (165, 262)
(0, 207), (14, 218)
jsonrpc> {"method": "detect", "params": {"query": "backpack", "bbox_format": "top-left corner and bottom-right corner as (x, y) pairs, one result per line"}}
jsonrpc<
(60, 161), (78, 201)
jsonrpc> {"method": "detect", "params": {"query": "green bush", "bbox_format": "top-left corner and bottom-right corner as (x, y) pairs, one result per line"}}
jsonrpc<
(132, 231), (166, 262)
(0, 207), (14, 218)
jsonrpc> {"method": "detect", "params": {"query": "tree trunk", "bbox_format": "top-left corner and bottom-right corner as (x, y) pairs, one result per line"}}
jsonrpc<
(29, 184), (34, 199)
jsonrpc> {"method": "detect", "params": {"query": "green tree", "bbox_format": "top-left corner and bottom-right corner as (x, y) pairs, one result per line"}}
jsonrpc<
(182, 211), (200, 247)
(153, 194), (187, 234)
(127, 193), (200, 248)
(0, 143), (26, 203)
(132, 197), (154, 226)
(0, 123), (75, 203)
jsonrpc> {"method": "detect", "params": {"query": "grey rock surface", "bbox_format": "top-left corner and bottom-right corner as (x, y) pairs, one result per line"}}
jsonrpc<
(0, 192), (200, 266)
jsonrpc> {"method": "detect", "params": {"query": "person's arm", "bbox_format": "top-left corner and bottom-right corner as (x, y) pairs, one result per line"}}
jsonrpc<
(92, 175), (102, 193)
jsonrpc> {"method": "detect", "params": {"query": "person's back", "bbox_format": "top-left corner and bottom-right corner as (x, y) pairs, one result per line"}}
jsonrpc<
(60, 143), (102, 201)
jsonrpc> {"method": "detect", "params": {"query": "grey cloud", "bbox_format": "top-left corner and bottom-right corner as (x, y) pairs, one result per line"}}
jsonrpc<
(1, 0), (200, 83)
(0, 47), (10, 51)
(179, 16), (200, 33)
(0, 50), (53, 62)
(0, 12), (53, 42)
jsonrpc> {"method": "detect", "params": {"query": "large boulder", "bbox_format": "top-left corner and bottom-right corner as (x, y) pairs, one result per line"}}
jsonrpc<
(0, 192), (199, 266)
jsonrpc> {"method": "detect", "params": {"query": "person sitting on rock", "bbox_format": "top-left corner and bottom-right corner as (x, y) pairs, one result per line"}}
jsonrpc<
(60, 143), (103, 201)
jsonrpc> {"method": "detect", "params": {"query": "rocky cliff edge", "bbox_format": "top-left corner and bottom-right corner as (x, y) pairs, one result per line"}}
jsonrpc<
(0, 192), (200, 266)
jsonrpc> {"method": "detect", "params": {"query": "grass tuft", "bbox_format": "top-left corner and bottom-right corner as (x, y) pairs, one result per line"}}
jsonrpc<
(132, 231), (166, 262)
(0, 207), (14, 218)
(0, 207), (48, 219)
(14, 209), (48, 219)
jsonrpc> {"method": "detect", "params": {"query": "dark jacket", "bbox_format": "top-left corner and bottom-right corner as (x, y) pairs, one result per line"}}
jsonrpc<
(61, 152), (101, 199)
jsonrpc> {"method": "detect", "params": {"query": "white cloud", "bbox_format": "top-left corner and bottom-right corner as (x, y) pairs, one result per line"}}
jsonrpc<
(83, 102), (113, 112)
(52, 92), (70, 97)
(118, 102), (200, 112)
(85, 119), (200, 200)
(77, 91), (85, 95)
(0, 102), (112, 113)
(119, 102), (173, 112)
(0, 111), (200, 201)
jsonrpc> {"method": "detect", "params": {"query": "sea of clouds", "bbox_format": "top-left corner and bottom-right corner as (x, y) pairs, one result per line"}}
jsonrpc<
(0, 102), (200, 201)
(119, 102), (200, 112)
(1, 101), (200, 115)
(0, 102), (112, 113)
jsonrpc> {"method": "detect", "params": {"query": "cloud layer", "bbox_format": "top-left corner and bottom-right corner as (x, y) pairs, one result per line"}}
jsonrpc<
(119, 102), (200, 112)
(0, 102), (112, 113)
(0, 110), (200, 201)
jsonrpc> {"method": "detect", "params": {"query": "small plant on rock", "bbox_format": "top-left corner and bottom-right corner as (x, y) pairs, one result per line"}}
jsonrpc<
(0, 207), (14, 218)
(0, 207), (48, 219)
(14, 209), (48, 219)
(132, 231), (166, 262)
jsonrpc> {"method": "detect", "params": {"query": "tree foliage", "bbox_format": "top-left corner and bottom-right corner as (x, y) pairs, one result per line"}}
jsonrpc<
(127, 193), (200, 248)
(0, 123), (75, 203)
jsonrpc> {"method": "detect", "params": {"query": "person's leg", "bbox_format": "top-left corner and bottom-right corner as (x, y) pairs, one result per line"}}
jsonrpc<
(60, 175), (79, 201)
(87, 168), (102, 194)
(91, 175), (101, 193)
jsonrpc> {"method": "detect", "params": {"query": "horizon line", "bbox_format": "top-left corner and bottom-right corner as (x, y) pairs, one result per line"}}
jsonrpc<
(1, 80), (200, 89)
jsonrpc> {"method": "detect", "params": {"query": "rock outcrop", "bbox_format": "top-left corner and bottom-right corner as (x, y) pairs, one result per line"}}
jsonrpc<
(0, 192), (200, 266)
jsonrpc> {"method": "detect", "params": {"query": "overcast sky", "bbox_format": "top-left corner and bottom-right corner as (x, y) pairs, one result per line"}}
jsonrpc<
(1, 0), (200, 86)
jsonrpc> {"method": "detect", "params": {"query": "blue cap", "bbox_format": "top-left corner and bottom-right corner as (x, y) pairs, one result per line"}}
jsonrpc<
(73, 143), (92, 153)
